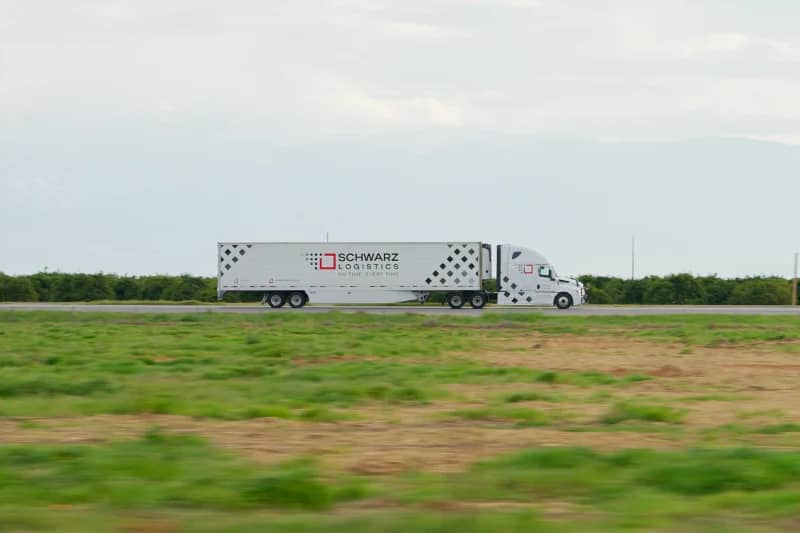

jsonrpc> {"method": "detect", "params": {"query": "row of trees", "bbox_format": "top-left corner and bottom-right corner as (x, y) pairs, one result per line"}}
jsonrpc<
(578, 274), (796, 305)
(0, 271), (796, 305)
(0, 272), (259, 303)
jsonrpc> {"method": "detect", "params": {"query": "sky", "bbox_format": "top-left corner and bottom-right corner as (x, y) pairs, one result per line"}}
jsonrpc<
(1, 0), (799, 278)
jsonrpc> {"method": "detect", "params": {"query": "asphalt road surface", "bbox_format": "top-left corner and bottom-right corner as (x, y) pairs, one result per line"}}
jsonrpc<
(1, 303), (799, 316)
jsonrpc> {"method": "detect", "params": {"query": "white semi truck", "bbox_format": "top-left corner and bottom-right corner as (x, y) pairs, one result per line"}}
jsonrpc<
(217, 242), (586, 309)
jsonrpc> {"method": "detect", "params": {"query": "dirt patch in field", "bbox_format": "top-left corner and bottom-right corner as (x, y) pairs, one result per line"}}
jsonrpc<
(649, 364), (689, 377)
(729, 363), (800, 370)
(467, 334), (800, 392)
(454, 334), (800, 429)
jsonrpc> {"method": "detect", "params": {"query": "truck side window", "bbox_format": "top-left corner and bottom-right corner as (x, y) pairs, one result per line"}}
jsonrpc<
(538, 265), (551, 278)
(512, 251), (522, 259)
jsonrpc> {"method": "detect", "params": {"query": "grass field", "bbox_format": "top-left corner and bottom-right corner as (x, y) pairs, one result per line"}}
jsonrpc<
(1, 311), (800, 531)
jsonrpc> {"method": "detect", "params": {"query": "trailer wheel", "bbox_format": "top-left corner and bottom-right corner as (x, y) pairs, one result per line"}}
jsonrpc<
(288, 292), (307, 308)
(447, 293), (465, 309)
(469, 293), (486, 309)
(554, 293), (573, 310)
(267, 292), (286, 308)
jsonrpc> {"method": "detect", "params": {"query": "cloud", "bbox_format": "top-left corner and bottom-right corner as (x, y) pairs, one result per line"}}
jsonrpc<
(319, 77), (464, 127)
(681, 32), (800, 62)
(468, 0), (542, 8)
(382, 20), (471, 41)
(1, 0), (800, 143)
(689, 33), (751, 54)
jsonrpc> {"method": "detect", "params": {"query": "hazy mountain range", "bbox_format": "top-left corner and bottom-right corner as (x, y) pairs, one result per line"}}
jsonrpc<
(2, 120), (798, 278)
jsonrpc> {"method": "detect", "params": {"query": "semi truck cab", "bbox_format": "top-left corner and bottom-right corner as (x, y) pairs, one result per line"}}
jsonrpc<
(496, 244), (585, 309)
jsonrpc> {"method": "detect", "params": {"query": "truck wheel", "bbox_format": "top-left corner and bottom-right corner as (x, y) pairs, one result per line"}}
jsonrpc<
(554, 293), (573, 310)
(469, 293), (486, 309)
(267, 292), (285, 308)
(288, 292), (307, 308)
(447, 293), (465, 309)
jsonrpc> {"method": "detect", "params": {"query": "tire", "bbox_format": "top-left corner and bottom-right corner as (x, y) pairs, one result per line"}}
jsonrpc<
(554, 293), (573, 310)
(469, 292), (486, 309)
(288, 291), (307, 308)
(267, 292), (285, 308)
(447, 293), (465, 309)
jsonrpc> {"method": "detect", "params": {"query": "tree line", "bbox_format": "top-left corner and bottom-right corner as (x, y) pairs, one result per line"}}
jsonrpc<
(578, 274), (795, 305)
(0, 272), (258, 303)
(0, 271), (796, 305)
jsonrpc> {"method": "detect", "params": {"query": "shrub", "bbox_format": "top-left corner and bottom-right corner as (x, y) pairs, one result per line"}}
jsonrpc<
(727, 278), (790, 305)
(0, 273), (37, 301)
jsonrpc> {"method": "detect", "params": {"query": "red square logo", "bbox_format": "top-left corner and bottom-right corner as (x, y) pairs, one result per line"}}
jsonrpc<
(523, 264), (534, 274)
(319, 253), (337, 270)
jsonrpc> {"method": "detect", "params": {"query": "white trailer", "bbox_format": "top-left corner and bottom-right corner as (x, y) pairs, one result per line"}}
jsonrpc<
(217, 242), (585, 309)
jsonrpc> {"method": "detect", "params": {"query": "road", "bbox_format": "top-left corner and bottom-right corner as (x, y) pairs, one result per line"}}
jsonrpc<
(1, 303), (799, 316)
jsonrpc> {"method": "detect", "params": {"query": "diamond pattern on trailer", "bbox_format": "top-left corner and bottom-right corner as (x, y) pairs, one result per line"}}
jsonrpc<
(219, 244), (252, 277)
(424, 243), (479, 287)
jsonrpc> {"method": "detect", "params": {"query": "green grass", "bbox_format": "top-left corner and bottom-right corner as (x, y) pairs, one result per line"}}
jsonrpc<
(0, 430), (364, 512)
(755, 423), (800, 434)
(503, 390), (563, 403)
(5, 436), (800, 531)
(0, 310), (790, 421)
(679, 393), (749, 402)
(4, 310), (800, 530)
(0, 311), (492, 418)
(395, 447), (800, 529)
(456, 446), (800, 497)
(380, 446), (800, 531)
(0, 508), (567, 533)
(0, 311), (664, 419)
(709, 423), (800, 436)
(449, 406), (553, 426)
(600, 402), (687, 424)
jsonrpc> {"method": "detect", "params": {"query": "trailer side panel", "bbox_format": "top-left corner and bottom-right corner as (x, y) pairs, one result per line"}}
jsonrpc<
(218, 242), (483, 301)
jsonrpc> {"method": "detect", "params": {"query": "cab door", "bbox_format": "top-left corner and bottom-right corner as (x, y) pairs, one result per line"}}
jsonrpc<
(533, 264), (558, 305)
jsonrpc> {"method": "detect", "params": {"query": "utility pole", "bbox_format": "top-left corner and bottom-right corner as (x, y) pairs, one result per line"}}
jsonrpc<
(793, 252), (798, 306)
(326, 232), (329, 243)
(631, 236), (635, 280)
